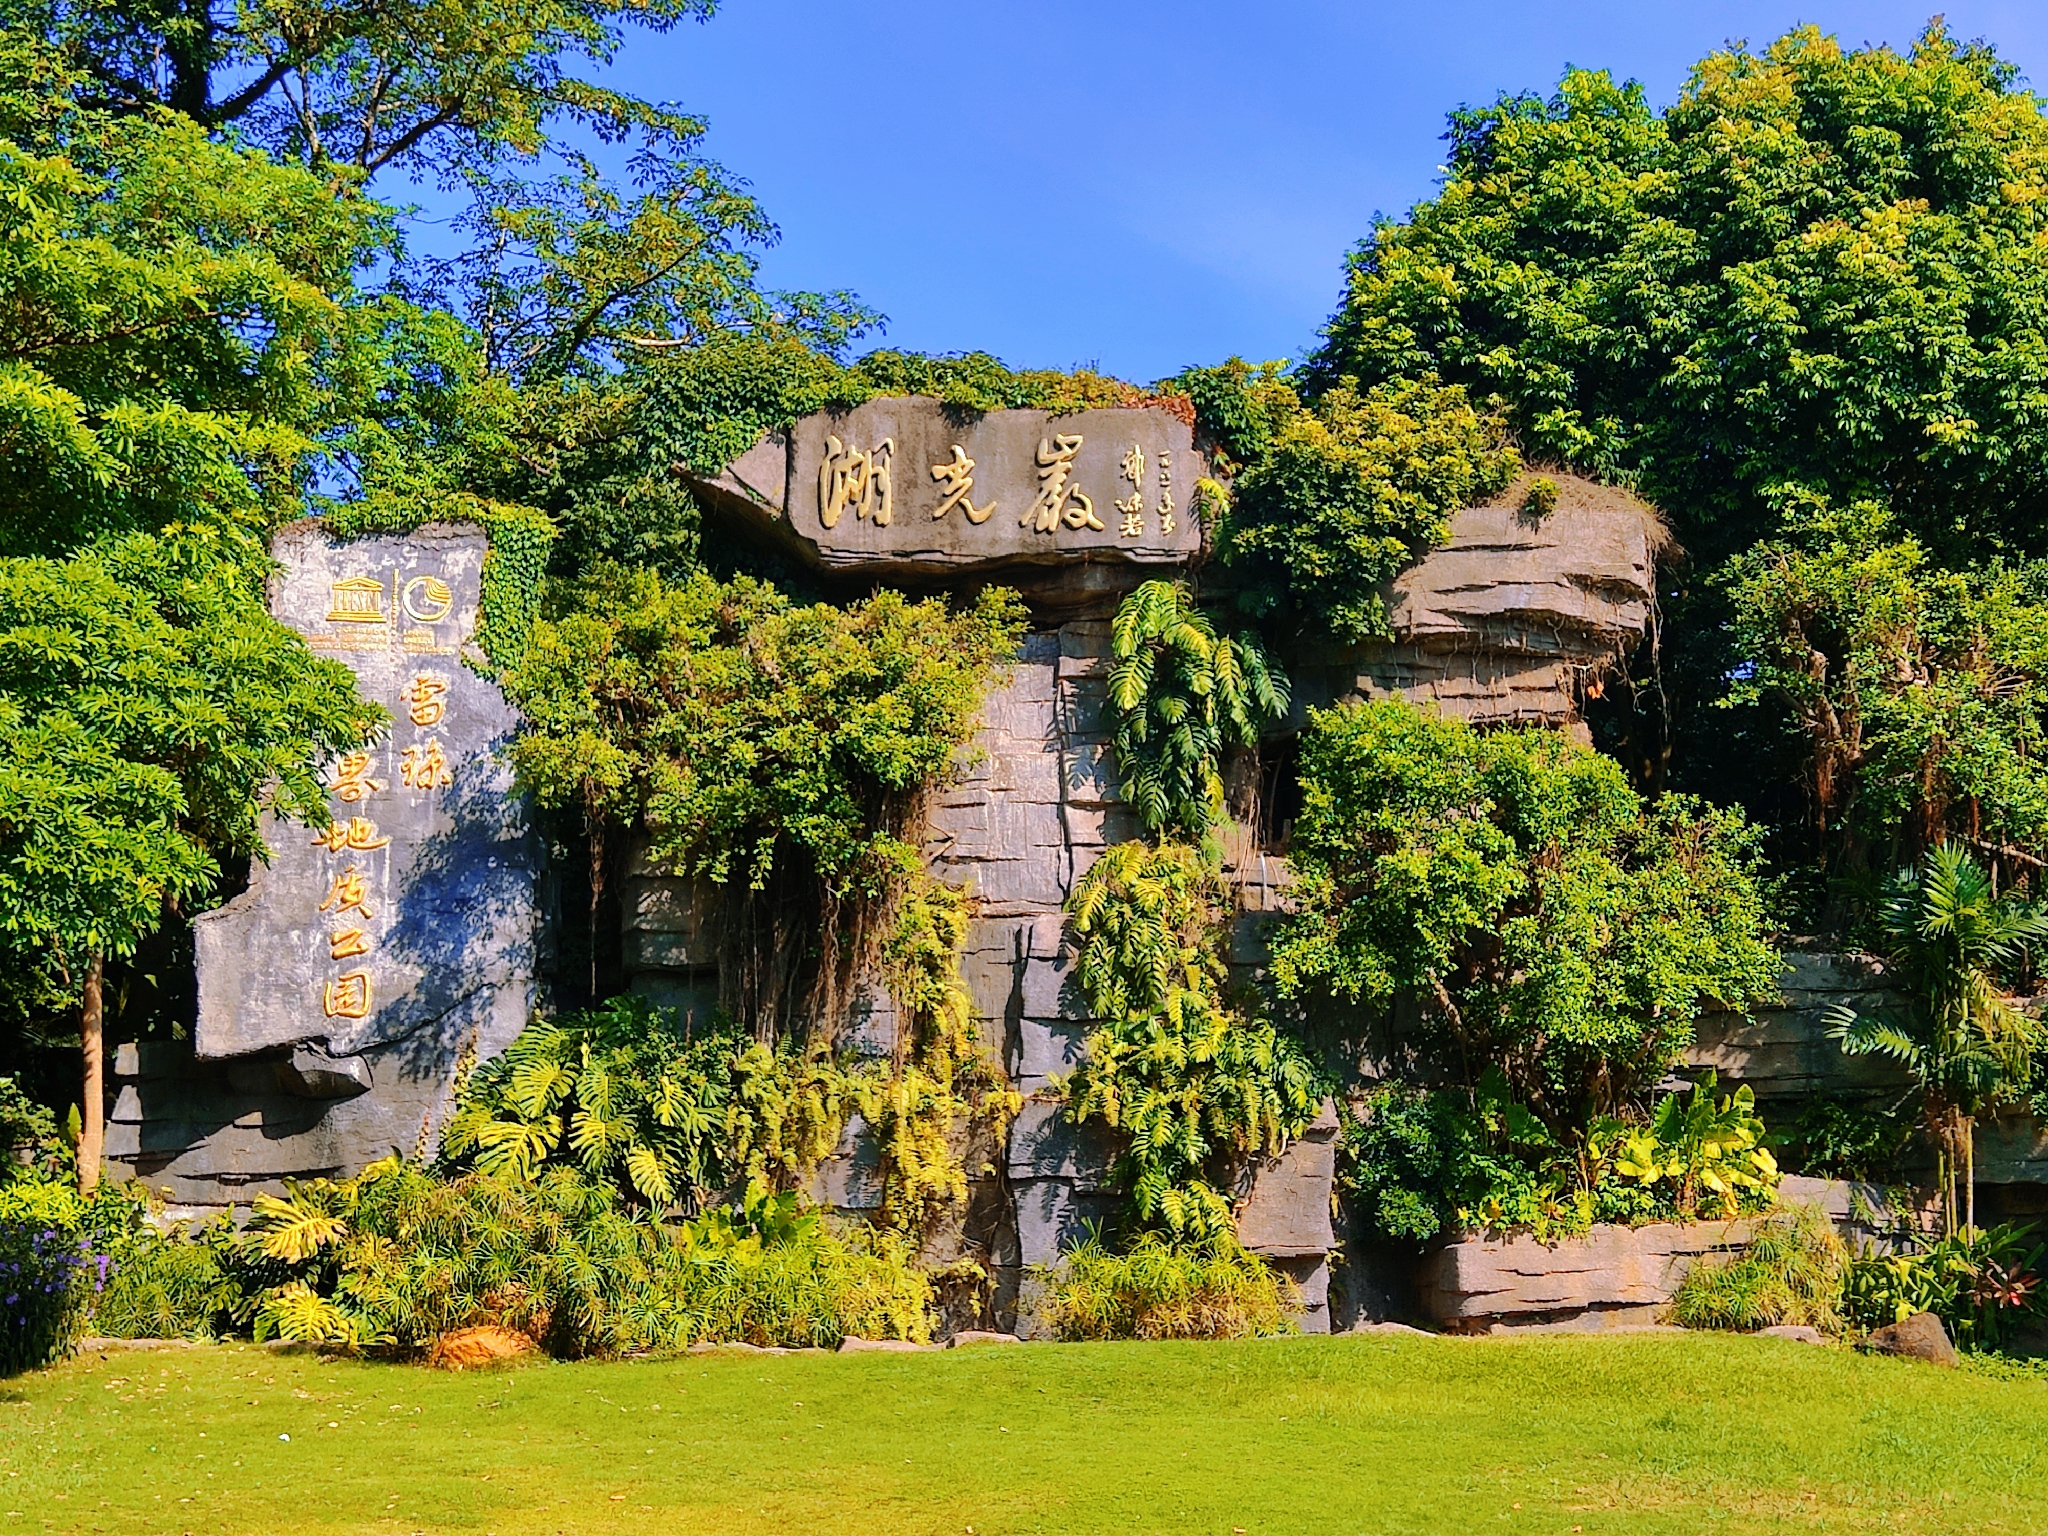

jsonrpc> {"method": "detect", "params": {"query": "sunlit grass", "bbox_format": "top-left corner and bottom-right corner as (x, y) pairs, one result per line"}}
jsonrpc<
(6, 1331), (2046, 1535)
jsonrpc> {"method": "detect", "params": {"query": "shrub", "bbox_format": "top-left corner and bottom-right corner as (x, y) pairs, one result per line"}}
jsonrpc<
(0, 1178), (118, 1373)
(89, 1221), (243, 1342)
(241, 1162), (932, 1354)
(1343, 1072), (1779, 1244)
(1039, 1232), (1295, 1341)
(1669, 1205), (1848, 1333)
(1842, 1221), (2046, 1353)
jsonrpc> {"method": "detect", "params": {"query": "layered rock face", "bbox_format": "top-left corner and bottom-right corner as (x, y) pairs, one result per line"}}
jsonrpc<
(133, 400), (1674, 1330)
(637, 410), (1670, 1331)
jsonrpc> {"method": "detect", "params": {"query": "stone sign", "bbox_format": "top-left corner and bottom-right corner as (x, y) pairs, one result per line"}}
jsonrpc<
(691, 398), (1203, 596)
(190, 520), (539, 1133)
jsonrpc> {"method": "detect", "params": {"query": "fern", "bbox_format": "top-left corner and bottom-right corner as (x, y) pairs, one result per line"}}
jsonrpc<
(1107, 581), (1288, 840)
(1060, 840), (1320, 1241)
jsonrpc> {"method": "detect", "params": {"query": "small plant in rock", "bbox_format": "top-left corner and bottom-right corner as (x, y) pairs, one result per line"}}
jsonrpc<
(1040, 1230), (1295, 1341)
(1669, 1204), (1847, 1333)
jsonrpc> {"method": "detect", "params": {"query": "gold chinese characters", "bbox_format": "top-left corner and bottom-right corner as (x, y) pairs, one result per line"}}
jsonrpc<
(1116, 443), (1147, 538)
(1158, 447), (1176, 537)
(322, 970), (372, 1020)
(818, 436), (895, 529)
(929, 445), (994, 523)
(318, 867), (374, 921)
(402, 672), (449, 727)
(330, 751), (384, 803)
(311, 816), (390, 853)
(1024, 434), (1102, 533)
(400, 738), (452, 790)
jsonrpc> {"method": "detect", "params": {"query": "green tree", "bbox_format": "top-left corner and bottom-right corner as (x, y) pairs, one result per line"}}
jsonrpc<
(14, 0), (718, 182)
(1721, 499), (2048, 898)
(0, 90), (392, 559)
(0, 529), (380, 1188)
(1827, 844), (2048, 1235)
(1270, 699), (1782, 1132)
(500, 564), (1023, 1030)
(1304, 21), (2048, 884)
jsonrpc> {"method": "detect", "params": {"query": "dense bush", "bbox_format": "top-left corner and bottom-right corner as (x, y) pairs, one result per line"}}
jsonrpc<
(1343, 1072), (1778, 1243)
(1669, 1205), (1848, 1334)
(1217, 375), (1519, 641)
(1040, 1232), (1295, 1341)
(1843, 1221), (2046, 1353)
(1274, 699), (1782, 1130)
(0, 1179), (117, 1373)
(237, 1162), (931, 1354)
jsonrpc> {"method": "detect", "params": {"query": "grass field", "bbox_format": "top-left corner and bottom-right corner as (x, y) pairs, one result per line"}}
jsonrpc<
(5, 1332), (2047, 1536)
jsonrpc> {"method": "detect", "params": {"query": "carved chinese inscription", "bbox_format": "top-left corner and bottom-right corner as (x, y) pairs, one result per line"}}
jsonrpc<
(1116, 443), (1147, 538)
(818, 436), (895, 529)
(929, 445), (995, 523)
(1024, 434), (1103, 534)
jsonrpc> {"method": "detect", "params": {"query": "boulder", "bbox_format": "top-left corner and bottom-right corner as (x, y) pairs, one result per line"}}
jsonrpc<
(1863, 1311), (1957, 1366)
(946, 1330), (1025, 1348)
(1758, 1325), (1827, 1345)
(837, 1336), (937, 1353)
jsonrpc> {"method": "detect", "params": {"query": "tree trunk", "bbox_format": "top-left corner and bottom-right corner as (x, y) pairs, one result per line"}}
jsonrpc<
(1966, 1115), (1977, 1235)
(78, 951), (104, 1195)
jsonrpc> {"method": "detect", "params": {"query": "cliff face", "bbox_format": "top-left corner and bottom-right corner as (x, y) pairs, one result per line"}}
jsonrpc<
(633, 429), (1676, 1331)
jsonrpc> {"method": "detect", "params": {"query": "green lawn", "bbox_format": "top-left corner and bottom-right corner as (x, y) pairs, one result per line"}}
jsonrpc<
(5, 1332), (2046, 1536)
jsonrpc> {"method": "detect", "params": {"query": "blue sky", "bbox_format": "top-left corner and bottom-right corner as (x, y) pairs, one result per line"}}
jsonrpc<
(524, 2), (2048, 382)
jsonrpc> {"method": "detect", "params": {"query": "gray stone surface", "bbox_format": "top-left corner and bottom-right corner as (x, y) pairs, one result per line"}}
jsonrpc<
(691, 400), (1203, 602)
(195, 521), (538, 1065)
(142, 522), (540, 1202)
(1759, 1325), (1827, 1345)
(1416, 1219), (1756, 1330)
(1685, 952), (1912, 1104)
(1235, 1102), (1339, 1259)
(1288, 472), (1664, 729)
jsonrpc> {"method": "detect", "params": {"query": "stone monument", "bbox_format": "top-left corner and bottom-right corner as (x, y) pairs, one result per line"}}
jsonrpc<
(107, 521), (542, 1206)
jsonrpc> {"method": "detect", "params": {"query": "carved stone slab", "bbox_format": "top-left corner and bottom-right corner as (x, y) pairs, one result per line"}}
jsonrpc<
(194, 521), (540, 1069)
(691, 398), (1202, 593)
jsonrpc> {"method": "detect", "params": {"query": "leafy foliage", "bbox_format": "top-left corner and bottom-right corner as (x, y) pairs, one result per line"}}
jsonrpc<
(506, 566), (1022, 898)
(0, 86), (389, 560)
(1826, 844), (2048, 1234)
(0, 531), (380, 1007)
(1273, 699), (1782, 1128)
(1342, 1072), (1778, 1244)
(1217, 376), (1519, 640)
(1062, 841), (1320, 1240)
(1105, 581), (1287, 839)
(1722, 502), (2048, 884)
(1039, 1230), (1295, 1341)
(1669, 1204), (1848, 1333)
(1844, 1221), (2046, 1352)
(17, 0), (723, 184)
(442, 996), (861, 1211)
(226, 1160), (934, 1353)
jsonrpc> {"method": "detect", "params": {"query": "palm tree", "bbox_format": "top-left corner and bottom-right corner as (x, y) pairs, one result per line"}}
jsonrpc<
(1827, 844), (2048, 1235)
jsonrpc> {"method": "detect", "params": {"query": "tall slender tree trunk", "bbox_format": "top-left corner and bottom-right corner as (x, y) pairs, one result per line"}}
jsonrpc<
(78, 952), (103, 1195)
(1965, 1116), (1977, 1234)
